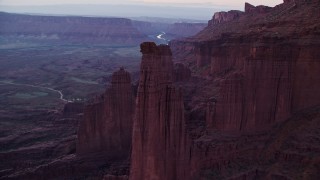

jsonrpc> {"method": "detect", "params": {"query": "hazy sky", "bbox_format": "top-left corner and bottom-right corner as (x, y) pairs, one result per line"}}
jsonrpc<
(0, 0), (283, 20)
(0, 0), (283, 7)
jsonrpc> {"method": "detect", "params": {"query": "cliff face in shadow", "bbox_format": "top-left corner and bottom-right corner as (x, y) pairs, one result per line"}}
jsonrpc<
(171, 0), (320, 132)
(130, 42), (188, 180)
(75, 0), (320, 179)
(167, 0), (320, 179)
(77, 68), (134, 159)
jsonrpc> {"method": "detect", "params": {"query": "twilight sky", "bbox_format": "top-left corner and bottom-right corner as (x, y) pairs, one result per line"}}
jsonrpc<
(0, 0), (282, 6)
(0, 0), (283, 20)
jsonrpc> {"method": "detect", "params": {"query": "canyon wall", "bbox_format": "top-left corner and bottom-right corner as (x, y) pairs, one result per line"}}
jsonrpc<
(3, 0), (320, 179)
(0, 12), (208, 46)
(166, 23), (207, 38)
(70, 0), (320, 179)
(206, 43), (297, 132)
(77, 68), (134, 159)
(132, 20), (170, 36)
(0, 12), (148, 45)
(75, 0), (320, 179)
(208, 10), (243, 26)
(207, 32), (320, 132)
(171, 0), (320, 132)
(173, 63), (192, 82)
(133, 21), (206, 39)
(168, 1), (320, 178)
(130, 42), (189, 180)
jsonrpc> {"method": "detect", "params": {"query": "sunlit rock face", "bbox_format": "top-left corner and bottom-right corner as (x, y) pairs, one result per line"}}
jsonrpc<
(77, 68), (134, 159)
(130, 42), (189, 180)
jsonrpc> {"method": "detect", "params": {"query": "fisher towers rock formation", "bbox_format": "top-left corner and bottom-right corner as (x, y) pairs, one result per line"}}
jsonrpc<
(77, 68), (134, 159)
(130, 42), (188, 180)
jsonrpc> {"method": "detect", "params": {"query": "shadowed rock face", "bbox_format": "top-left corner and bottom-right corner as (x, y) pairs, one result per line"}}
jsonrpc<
(206, 34), (320, 133)
(63, 102), (84, 116)
(171, 0), (320, 133)
(167, 1), (320, 178)
(75, 1), (319, 179)
(173, 63), (191, 82)
(130, 42), (188, 180)
(206, 44), (298, 132)
(77, 68), (134, 159)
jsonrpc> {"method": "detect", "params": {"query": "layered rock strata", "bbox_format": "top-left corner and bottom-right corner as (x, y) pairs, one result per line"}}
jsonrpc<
(168, 1), (320, 178)
(130, 42), (188, 180)
(208, 10), (243, 26)
(77, 68), (134, 159)
(171, 0), (320, 132)
(0, 12), (148, 45)
(4, 0), (320, 179)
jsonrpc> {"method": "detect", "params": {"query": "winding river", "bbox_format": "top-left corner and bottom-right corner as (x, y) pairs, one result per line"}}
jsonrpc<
(149, 32), (168, 45)
(0, 81), (70, 103)
(157, 32), (167, 42)
(1, 33), (169, 103)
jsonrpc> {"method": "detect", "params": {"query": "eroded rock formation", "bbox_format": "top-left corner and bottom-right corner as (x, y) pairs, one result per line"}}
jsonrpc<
(77, 68), (134, 159)
(169, 0), (320, 178)
(130, 42), (188, 180)
(208, 10), (243, 26)
(6, 0), (319, 179)
(172, 0), (320, 132)
(245, 3), (272, 14)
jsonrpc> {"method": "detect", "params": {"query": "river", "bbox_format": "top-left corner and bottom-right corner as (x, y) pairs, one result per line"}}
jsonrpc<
(147, 32), (168, 45)
(0, 81), (70, 103)
(157, 32), (167, 42)
(1, 33), (169, 103)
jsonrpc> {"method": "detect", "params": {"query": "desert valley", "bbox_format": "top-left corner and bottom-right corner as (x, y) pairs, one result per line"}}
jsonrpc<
(0, 0), (320, 179)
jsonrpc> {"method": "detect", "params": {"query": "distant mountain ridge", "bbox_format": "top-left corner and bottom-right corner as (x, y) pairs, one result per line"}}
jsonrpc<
(0, 12), (208, 46)
(0, 12), (149, 45)
(0, 4), (221, 20)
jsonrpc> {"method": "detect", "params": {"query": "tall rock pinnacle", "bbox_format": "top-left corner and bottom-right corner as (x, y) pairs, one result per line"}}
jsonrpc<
(130, 42), (188, 180)
(77, 68), (134, 159)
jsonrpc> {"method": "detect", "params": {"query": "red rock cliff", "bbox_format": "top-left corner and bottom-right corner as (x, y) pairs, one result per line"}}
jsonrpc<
(169, 1), (320, 178)
(208, 10), (243, 26)
(172, 1), (320, 132)
(130, 42), (188, 180)
(77, 68), (134, 158)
